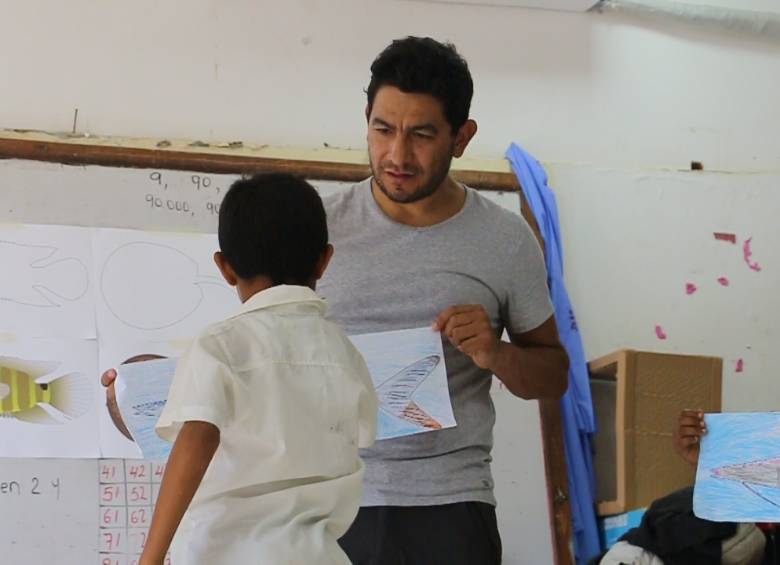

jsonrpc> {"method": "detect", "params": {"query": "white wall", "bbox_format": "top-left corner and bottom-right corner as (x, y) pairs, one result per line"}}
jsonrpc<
(2, 0), (779, 172)
(548, 164), (780, 412)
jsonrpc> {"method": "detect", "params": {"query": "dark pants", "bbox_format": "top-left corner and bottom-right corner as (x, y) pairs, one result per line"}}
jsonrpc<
(339, 502), (502, 565)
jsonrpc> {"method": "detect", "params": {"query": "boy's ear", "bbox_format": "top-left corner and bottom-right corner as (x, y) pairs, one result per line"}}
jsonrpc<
(213, 251), (238, 286)
(314, 244), (335, 280)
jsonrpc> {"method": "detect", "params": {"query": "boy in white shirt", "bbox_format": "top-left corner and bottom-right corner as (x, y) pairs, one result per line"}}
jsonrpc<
(139, 173), (378, 565)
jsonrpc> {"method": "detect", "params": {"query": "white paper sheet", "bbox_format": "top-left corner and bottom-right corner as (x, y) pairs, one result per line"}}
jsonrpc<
(0, 338), (100, 457)
(349, 327), (456, 440)
(0, 223), (96, 338)
(93, 228), (239, 343)
(100, 327), (455, 454)
(694, 412), (780, 522)
(115, 358), (178, 461)
(97, 340), (191, 458)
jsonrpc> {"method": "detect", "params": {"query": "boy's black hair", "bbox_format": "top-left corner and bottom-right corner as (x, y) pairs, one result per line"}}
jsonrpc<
(366, 36), (474, 133)
(218, 173), (328, 286)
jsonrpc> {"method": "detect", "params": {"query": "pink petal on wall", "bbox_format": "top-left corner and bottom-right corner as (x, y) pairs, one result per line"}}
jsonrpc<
(655, 325), (668, 340)
(717, 277), (730, 286)
(743, 238), (762, 272)
(686, 283), (698, 295)
(736, 358), (744, 373)
(714, 232), (737, 244)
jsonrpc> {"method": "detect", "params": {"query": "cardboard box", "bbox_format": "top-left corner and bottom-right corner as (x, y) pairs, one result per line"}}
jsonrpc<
(589, 349), (722, 516)
(598, 507), (646, 550)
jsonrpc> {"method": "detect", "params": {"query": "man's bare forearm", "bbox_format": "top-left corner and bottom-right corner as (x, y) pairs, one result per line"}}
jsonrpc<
(489, 341), (569, 399)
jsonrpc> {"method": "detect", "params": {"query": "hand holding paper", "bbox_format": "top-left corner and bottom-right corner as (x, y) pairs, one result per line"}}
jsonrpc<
(114, 358), (178, 460)
(694, 412), (780, 522)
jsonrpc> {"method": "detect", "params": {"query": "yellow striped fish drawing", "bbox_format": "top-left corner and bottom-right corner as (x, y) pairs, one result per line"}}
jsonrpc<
(0, 356), (92, 424)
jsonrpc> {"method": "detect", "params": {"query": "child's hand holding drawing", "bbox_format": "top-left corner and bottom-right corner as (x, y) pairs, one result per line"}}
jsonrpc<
(674, 409), (707, 467)
(103, 354), (166, 441)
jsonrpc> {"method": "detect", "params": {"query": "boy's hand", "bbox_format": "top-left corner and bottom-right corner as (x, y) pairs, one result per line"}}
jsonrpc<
(101, 368), (117, 387)
(433, 305), (499, 370)
(102, 368), (133, 439)
(674, 409), (707, 467)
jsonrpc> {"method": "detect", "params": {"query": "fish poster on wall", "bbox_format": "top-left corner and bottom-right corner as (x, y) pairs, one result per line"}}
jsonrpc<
(349, 327), (456, 440)
(694, 412), (780, 522)
(0, 339), (100, 457)
(0, 223), (236, 459)
(0, 223), (457, 456)
(93, 228), (238, 344)
(0, 224), (96, 339)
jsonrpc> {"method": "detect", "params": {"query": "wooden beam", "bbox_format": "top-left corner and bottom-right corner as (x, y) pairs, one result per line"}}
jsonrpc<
(519, 189), (574, 565)
(539, 398), (574, 565)
(0, 137), (518, 191)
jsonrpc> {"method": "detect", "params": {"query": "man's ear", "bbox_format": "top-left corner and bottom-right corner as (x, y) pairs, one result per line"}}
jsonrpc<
(314, 244), (335, 280)
(453, 119), (478, 158)
(214, 251), (238, 286)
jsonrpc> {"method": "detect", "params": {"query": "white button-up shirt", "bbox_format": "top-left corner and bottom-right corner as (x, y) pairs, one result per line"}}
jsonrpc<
(157, 285), (377, 564)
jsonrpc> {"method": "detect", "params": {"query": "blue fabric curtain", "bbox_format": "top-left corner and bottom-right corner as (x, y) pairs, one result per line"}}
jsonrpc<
(506, 143), (601, 564)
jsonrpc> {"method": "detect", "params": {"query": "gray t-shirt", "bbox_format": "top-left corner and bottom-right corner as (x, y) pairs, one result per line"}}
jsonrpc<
(319, 178), (553, 507)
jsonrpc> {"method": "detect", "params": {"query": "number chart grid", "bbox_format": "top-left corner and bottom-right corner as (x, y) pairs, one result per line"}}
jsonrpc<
(98, 459), (169, 565)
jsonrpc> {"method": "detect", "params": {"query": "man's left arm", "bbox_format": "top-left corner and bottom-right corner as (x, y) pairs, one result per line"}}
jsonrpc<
(434, 305), (568, 399)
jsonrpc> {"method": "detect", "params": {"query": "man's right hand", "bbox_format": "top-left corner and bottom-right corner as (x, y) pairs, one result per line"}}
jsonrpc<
(674, 409), (707, 468)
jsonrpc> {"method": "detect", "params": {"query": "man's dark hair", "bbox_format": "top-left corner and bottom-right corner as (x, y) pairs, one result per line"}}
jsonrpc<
(218, 173), (328, 285)
(366, 36), (474, 132)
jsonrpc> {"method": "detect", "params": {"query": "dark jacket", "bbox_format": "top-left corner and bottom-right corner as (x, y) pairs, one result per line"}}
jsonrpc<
(620, 487), (737, 565)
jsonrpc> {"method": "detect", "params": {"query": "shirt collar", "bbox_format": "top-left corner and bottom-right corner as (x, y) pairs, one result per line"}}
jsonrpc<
(233, 285), (327, 318)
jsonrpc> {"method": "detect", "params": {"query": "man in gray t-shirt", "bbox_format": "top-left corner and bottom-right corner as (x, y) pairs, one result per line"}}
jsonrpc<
(327, 37), (569, 565)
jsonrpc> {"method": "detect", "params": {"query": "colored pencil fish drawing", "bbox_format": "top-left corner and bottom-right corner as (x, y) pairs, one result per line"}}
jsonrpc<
(0, 356), (93, 424)
(711, 456), (780, 509)
(375, 355), (443, 430)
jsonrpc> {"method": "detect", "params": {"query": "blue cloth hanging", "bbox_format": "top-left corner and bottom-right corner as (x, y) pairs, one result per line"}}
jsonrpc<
(506, 143), (601, 564)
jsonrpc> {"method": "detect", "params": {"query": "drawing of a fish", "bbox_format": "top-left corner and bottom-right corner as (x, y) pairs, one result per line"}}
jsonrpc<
(712, 457), (780, 488)
(0, 356), (92, 424)
(712, 457), (780, 509)
(376, 355), (443, 430)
